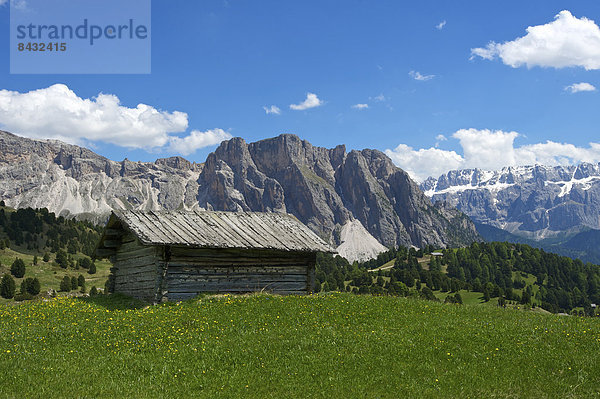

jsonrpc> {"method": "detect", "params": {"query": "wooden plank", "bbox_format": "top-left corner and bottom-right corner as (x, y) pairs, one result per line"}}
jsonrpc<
(121, 232), (137, 243)
(216, 212), (264, 248)
(115, 266), (158, 280)
(103, 240), (121, 248)
(168, 253), (309, 262)
(105, 228), (124, 235)
(115, 247), (156, 261)
(167, 275), (308, 284)
(166, 291), (307, 301)
(166, 281), (307, 290)
(115, 274), (157, 285)
(169, 246), (313, 259)
(118, 241), (140, 252)
(166, 264), (307, 273)
(114, 260), (156, 273)
(144, 211), (189, 244)
(166, 269), (308, 277)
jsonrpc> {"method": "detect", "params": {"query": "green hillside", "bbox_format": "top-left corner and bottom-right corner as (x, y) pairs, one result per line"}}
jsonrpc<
(1, 293), (599, 398)
(0, 204), (111, 302)
(316, 243), (600, 315)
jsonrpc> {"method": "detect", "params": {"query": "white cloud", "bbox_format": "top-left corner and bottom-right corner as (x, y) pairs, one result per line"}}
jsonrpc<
(370, 94), (386, 102)
(453, 128), (520, 170)
(435, 134), (447, 141)
(564, 82), (596, 93)
(352, 103), (369, 110)
(263, 105), (281, 115)
(168, 129), (232, 156)
(385, 128), (600, 182)
(409, 70), (435, 81)
(289, 93), (323, 110)
(0, 84), (230, 153)
(471, 10), (600, 70)
(436, 20), (446, 30)
(385, 144), (463, 182)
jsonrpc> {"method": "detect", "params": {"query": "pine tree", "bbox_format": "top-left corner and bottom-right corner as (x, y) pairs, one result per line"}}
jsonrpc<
(20, 277), (40, 296)
(88, 262), (96, 275)
(90, 286), (98, 296)
(55, 249), (68, 268)
(30, 278), (41, 295)
(10, 258), (26, 278)
(0, 274), (16, 299)
(33, 255), (38, 265)
(60, 276), (71, 292)
(77, 274), (85, 287)
(71, 276), (78, 290)
(67, 240), (78, 254)
(43, 252), (50, 262)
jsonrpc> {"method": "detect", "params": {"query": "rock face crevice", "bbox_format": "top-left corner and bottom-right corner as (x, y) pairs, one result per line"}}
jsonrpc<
(0, 130), (479, 256)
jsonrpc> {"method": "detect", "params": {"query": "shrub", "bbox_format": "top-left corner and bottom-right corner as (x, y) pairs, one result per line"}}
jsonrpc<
(313, 281), (321, 293)
(453, 293), (463, 305)
(0, 274), (16, 299)
(33, 255), (38, 265)
(420, 286), (438, 302)
(10, 258), (26, 278)
(14, 292), (34, 301)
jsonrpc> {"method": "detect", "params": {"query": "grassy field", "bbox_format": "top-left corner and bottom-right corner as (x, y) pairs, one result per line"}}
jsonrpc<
(0, 247), (112, 304)
(1, 293), (599, 398)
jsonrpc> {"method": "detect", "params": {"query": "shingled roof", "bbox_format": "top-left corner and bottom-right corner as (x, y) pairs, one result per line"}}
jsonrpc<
(96, 210), (334, 255)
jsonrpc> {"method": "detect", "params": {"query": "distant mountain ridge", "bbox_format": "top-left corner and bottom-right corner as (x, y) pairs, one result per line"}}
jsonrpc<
(422, 163), (600, 240)
(474, 222), (600, 265)
(0, 130), (479, 261)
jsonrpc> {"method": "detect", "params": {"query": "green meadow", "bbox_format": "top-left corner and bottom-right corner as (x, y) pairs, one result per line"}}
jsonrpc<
(1, 293), (599, 398)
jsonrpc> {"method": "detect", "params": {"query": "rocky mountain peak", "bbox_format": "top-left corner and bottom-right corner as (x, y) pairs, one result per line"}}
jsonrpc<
(0, 130), (480, 261)
(423, 163), (600, 240)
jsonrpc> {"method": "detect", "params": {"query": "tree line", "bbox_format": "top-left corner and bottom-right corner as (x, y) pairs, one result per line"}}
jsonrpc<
(315, 242), (600, 315)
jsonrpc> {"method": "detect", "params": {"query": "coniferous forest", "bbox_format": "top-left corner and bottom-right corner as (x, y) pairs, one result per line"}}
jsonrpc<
(315, 242), (600, 316)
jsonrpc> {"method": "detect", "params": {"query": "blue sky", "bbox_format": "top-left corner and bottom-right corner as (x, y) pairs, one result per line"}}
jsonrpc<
(1, 0), (600, 181)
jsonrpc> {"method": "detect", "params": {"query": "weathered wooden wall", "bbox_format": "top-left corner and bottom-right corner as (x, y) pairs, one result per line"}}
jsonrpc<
(111, 233), (160, 302)
(112, 236), (317, 302)
(164, 247), (315, 301)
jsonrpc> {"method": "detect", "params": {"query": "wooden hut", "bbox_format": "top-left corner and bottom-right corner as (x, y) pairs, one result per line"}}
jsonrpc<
(95, 210), (334, 302)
